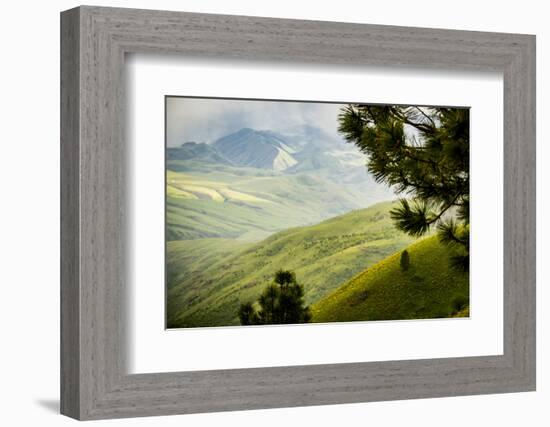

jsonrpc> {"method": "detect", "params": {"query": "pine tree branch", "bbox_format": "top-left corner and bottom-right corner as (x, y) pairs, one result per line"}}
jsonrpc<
(425, 193), (462, 226)
(413, 106), (436, 127)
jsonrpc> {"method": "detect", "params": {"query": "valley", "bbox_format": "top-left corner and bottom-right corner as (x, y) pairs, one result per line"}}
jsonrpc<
(165, 125), (468, 328)
(167, 201), (415, 328)
(166, 127), (394, 242)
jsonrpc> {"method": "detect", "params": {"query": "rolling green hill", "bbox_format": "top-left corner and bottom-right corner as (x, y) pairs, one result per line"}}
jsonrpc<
(167, 201), (414, 328)
(311, 236), (469, 323)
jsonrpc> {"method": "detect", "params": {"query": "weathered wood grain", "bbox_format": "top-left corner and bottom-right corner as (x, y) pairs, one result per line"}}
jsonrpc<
(60, 7), (81, 419)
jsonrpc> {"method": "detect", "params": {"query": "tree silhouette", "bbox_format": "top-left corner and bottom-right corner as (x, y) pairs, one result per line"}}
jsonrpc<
(338, 105), (469, 271)
(238, 302), (259, 326)
(238, 270), (311, 325)
(400, 250), (410, 271)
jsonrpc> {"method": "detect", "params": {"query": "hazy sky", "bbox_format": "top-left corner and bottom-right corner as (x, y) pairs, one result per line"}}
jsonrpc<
(166, 97), (344, 147)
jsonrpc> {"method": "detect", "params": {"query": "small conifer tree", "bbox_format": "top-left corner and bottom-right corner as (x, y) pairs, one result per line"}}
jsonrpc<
(238, 270), (311, 325)
(400, 250), (410, 271)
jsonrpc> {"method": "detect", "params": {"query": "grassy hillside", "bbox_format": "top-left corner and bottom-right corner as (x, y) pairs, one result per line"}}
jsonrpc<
(311, 236), (469, 323)
(167, 201), (414, 328)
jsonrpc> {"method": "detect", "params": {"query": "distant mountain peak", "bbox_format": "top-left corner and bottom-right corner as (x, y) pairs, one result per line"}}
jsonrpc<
(212, 128), (298, 171)
(233, 127), (255, 135)
(169, 126), (366, 175)
(226, 128), (288, 141)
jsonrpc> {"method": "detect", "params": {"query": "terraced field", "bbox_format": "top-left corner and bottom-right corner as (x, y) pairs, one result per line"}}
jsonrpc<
(166, 160), (383, 241)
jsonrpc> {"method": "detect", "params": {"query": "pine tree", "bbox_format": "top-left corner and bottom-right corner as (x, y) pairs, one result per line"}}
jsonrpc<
(400, 250), (410, 271)
(338, 105), (469, 271)
(238, 302), (259, 326)
(238, 270), (311, 325)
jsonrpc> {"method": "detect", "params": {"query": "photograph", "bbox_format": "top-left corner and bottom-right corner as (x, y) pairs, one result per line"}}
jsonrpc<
(165, 97), (470, 329)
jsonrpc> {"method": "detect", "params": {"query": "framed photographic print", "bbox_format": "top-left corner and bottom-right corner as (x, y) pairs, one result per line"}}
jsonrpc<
(164, 96), (471, 330)
(61, 6), (536, 420)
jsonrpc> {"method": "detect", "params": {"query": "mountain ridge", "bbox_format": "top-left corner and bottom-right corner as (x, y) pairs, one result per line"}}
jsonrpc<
(167, 141), (234, 165)
(212, 128), (298, 171)
(168, 126), (368, 174)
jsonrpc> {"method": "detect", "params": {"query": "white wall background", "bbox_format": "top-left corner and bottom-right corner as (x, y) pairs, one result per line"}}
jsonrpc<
(0, 0), (546, 425)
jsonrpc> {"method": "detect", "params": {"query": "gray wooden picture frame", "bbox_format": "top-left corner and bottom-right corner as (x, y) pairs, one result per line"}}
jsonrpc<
(60, 5), (536, 421)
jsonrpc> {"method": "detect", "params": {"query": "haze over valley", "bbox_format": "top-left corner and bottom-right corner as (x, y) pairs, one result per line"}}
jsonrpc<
(167, 123), (395, 242)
